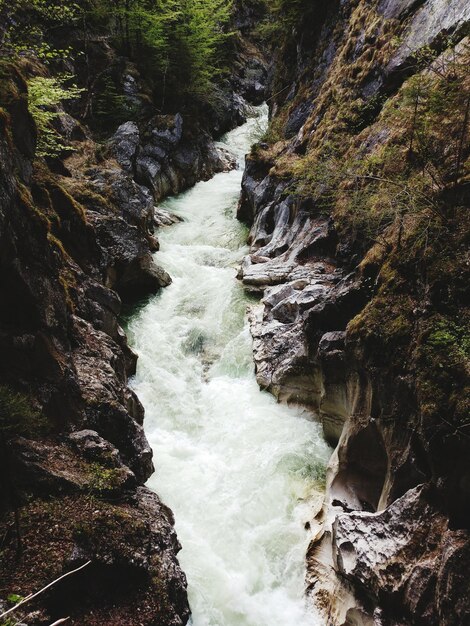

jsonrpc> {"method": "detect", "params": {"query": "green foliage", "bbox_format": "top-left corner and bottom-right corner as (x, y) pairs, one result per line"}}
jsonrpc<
(2, 0), (235, 114)
(253, 0), (312, 42)
(417, 314), (470, 437)
(259, 114), (284, 144)
(94, 74), (137, 128)
(0, 385), (45, 440)
(0, 0), (80, 61)
(87, 462), (123, 493)
(387, 47), (469, 186)
(27, 75), (84, 157)
(347, 93), (387, 134)
(91, 0), (233, 104)
(427, 320), (470, 361)
(176, 0), (233, 99)
(6, 594), (23, 604)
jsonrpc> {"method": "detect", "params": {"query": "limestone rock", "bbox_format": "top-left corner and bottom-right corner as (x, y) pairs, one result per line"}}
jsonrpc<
(331, 486), (470, 625)
(236, 3), (470, 624)
(389, 0), (470, 71)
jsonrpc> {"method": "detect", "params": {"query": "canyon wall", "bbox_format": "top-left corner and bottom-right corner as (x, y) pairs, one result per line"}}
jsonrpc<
(238, 1), (470, 624)
(0, 59), (192, 626)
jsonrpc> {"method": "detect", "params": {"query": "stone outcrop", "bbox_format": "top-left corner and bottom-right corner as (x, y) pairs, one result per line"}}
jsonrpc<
(0, 62), (190, 625)
(109, 113), (237, 203)
(238, 1), (470, 623)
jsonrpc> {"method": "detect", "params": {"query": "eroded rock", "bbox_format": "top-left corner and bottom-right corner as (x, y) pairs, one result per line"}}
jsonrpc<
(0, 66), (188, 626)
(236, 3), (470, 624)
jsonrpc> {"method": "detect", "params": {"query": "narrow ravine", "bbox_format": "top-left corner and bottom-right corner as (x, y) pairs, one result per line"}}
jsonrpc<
(126, 106), (332, 626)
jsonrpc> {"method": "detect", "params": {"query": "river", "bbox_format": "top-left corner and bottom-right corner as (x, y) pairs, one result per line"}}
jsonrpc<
(126, 105), (331, 626)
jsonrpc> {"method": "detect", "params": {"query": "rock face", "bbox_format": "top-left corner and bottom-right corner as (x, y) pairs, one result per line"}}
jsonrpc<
(239, 170), (368, 427)
(0, 64), (189, 625)
(332, 486), (470, 623)
(109, 113), (237, 203)
(238, 1), (470, 623)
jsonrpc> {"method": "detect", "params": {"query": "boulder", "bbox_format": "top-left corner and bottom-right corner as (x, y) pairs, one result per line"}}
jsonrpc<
(110, 121), (140, 172)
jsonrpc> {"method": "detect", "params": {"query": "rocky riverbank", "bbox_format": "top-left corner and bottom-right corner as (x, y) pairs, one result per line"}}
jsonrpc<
(238, 1), (470, 624)
(0, 9), (267, 621)
(0, 58), (192, 626)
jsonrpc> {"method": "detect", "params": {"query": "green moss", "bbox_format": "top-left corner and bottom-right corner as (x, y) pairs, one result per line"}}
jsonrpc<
(347, 278), (416, 385)
(58, 272), (75, 312)
(388, 312), (412, 338)
(259, 113), (286, 145)
(67, 185), (115, 215)
(86, 463), (124, 494)
(17, 182), (51, 229)
(73, 504), (148, 552)
(0, 62), (24, 106)
(47, 232), (68, 257)
(426, 320), (470, 360)
(49, 183), (87, 224)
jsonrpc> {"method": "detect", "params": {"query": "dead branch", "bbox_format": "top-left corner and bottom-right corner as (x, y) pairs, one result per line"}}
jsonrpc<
(351, 174), (446, 221)
(0, 561), (91, 620)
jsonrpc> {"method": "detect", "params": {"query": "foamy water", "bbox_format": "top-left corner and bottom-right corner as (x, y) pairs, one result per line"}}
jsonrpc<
(127, 105), (331, 626)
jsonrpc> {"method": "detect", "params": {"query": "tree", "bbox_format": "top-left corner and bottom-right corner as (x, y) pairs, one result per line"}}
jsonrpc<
(175, 0), (233, 100)
(0, 0), (79, 61)
(90, 0), (233, 105)
(27, 75), (84, 157)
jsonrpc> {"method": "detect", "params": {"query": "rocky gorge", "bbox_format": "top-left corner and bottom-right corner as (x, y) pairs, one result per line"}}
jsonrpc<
(0, 0), (469, 625)
(0, 2), (267, 622)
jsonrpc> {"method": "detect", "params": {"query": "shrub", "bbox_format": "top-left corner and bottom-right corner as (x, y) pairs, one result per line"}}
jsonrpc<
(27, 75), (84, 157)
(0, 0), (79, 61)
(0, 384), (45, 439)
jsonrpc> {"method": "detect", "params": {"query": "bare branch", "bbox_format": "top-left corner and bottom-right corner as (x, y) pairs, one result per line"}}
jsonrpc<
(0, 561), (91, 619)
(350, 174), (446, 221)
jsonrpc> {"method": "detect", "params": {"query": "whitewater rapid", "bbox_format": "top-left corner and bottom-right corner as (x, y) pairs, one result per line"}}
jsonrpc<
(127, 105), (331, 626)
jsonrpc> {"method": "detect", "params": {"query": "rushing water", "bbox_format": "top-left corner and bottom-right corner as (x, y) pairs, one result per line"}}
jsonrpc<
(127, 105), (331, 626)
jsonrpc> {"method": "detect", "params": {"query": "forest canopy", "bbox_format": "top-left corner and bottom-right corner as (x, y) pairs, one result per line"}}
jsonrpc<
(0, 0), (234, 106)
